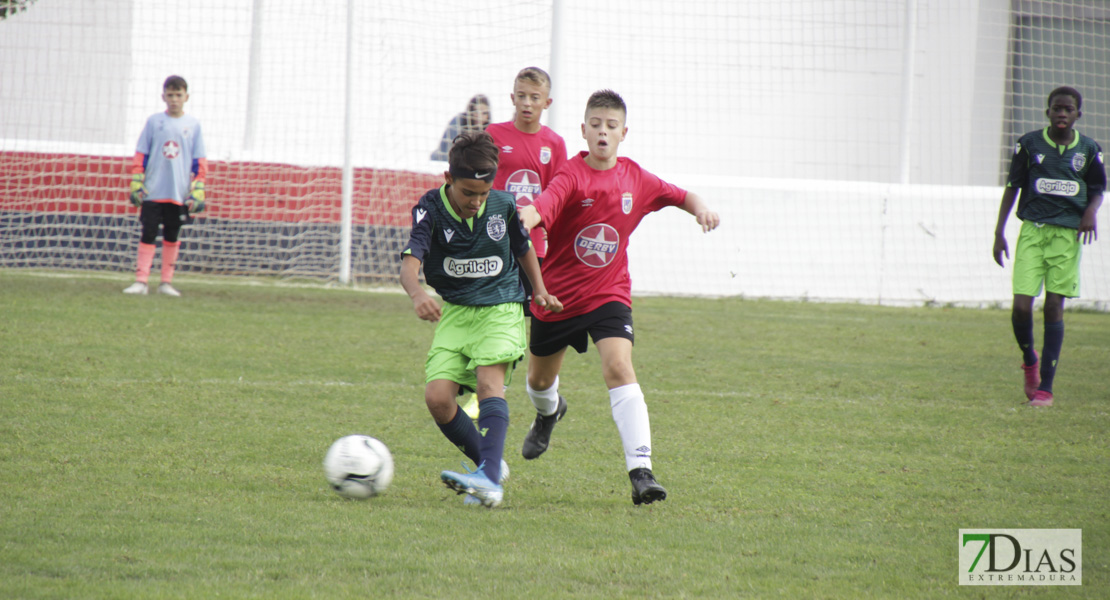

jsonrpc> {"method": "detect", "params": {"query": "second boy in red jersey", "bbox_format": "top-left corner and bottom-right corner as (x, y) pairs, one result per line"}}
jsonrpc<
(486, 67), (569, 303)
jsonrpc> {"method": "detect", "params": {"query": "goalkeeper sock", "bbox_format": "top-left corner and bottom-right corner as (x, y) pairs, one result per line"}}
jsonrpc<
(135, 242), (156, 284)
(527, 375), (561, 416)
(161, 241), (180, 283)
(476, 397), (509, 483)
(437, 405), (482, 466)
(609, 383), (653, 472)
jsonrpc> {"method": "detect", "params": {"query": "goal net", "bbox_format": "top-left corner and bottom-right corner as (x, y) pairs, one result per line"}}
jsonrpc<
(2, 0), (1108, 307)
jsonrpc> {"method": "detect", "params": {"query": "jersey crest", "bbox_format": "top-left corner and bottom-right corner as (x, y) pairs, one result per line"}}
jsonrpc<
(574, 224), (619, 268)
(486, 213), (507, 242)
(540, 146), (552, 165)
(621, 192), (633, 215)
(162, 140), (180, 159)
(1071, 153), (1086, 172)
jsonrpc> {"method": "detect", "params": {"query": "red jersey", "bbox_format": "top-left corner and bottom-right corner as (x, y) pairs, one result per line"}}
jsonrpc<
(486, 121), (568, 258)
(531, 152), (687, 321)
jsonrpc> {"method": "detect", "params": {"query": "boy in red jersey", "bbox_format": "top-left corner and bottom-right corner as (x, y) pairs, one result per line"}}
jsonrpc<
(518, 89), (720, 505)
(458, 68), (570, 423)
(487, 67), (569, 275)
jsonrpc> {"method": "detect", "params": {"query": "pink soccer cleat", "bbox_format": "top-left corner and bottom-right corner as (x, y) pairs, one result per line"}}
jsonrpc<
(1028, 390), (1054, 407)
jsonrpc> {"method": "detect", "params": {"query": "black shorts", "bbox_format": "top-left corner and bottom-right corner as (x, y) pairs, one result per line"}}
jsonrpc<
(530, 301), (634, 357)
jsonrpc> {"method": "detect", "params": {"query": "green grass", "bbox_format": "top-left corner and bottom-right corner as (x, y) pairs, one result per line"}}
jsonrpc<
(1, 270), (1108, 599)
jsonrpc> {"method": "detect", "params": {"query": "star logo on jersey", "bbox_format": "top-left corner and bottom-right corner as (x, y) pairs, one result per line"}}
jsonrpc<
(162, 140), (180, 160)
(540, 146), (552, 165)
(486, 213), (507, 241)
(574, 224), (619, 268)
(1071, 153), (1086, 172)
(415, 208), (427, 223)
(444, 228), (455, 243)
(507, 169), (542, 207)
(621, 192), (633, 215)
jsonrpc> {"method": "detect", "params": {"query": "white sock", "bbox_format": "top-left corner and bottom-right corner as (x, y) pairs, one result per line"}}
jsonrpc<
(609, 383), (652, 472)
(527, 375), (560, 416)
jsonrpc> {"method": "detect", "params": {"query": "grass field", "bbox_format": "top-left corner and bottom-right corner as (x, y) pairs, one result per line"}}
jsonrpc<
(2, 270), (1107, 599)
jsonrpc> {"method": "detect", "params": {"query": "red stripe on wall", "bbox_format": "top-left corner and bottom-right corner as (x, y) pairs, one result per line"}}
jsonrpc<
(0, 151), (440, 225)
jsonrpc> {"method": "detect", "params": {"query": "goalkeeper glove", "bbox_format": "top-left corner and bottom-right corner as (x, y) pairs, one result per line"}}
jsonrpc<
(129, 174), (147, 207)
(187, 181), (206, 214)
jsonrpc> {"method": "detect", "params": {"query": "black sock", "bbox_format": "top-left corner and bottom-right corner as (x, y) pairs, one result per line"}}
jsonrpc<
(1012, 312), (1037, 365)
(436, 406), (481, 465)
(1039, 320), (1064, 393)
(476, 397), (509, 483)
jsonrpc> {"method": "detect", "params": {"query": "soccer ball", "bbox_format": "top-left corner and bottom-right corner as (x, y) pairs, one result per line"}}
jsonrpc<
(323, 435), (394, 499)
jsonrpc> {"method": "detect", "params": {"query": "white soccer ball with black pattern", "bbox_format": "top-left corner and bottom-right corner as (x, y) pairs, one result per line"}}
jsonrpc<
(323, 435), (394, 499)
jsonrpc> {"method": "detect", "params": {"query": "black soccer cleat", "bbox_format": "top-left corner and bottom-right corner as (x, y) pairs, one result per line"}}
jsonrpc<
(521, 395), (567, 460)
(629, 467), (667, 506)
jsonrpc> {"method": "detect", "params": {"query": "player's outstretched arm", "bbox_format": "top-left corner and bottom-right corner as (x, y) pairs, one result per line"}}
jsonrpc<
(518, 205), (542, 232)
(993, 187), (1020, 266)
(400, 255), (441, 322)
(1078, 191), (1103, 244)
(680, 192), (720, 232)
(517, 247), (562, 313)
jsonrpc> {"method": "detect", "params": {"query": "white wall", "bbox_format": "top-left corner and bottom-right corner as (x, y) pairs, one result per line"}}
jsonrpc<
(629, 178), (1110, 308)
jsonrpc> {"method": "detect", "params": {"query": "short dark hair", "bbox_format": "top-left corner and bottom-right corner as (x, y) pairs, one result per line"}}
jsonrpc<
(1048, 86), (1082, 110)
(585, 89), (626, 118)
(448, 131), (499, 175)
(163, 75), (188, 92)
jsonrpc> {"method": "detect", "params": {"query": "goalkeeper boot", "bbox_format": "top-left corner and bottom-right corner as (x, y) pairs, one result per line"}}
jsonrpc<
(629, 467), (667, 506)
(522, 395), (567, 460)
(442, 464), (503, 508)
(158, 283), (182, 297)
(1021, 354), (1040, 400)
(123, 282), (148, 295)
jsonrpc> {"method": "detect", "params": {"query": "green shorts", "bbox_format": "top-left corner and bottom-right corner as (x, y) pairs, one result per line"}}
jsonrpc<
(425, 301), (526, 391)
(1012, 221), (1082, 298)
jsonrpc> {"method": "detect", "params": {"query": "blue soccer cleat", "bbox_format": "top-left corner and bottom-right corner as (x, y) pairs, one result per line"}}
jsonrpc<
(442, 464), (503, 508)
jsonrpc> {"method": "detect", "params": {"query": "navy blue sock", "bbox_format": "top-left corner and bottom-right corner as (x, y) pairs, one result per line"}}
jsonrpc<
(1039, 320), (1064, 392)
(476, 397), (509, 483)
(436, 406), (481, 465)
(1012, 312), (1037, 365)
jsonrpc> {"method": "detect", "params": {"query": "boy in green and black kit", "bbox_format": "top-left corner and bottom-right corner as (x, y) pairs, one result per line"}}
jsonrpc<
(993, 86), (1106, 407)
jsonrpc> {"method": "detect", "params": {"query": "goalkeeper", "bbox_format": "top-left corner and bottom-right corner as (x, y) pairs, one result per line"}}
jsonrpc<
(400, 131), (562, 508)
(123, 74), (208, 297)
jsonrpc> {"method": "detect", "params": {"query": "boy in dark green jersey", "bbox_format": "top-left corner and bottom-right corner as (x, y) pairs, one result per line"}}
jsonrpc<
(400, 132), (562, 507)
(993, 86), (1106, 407)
